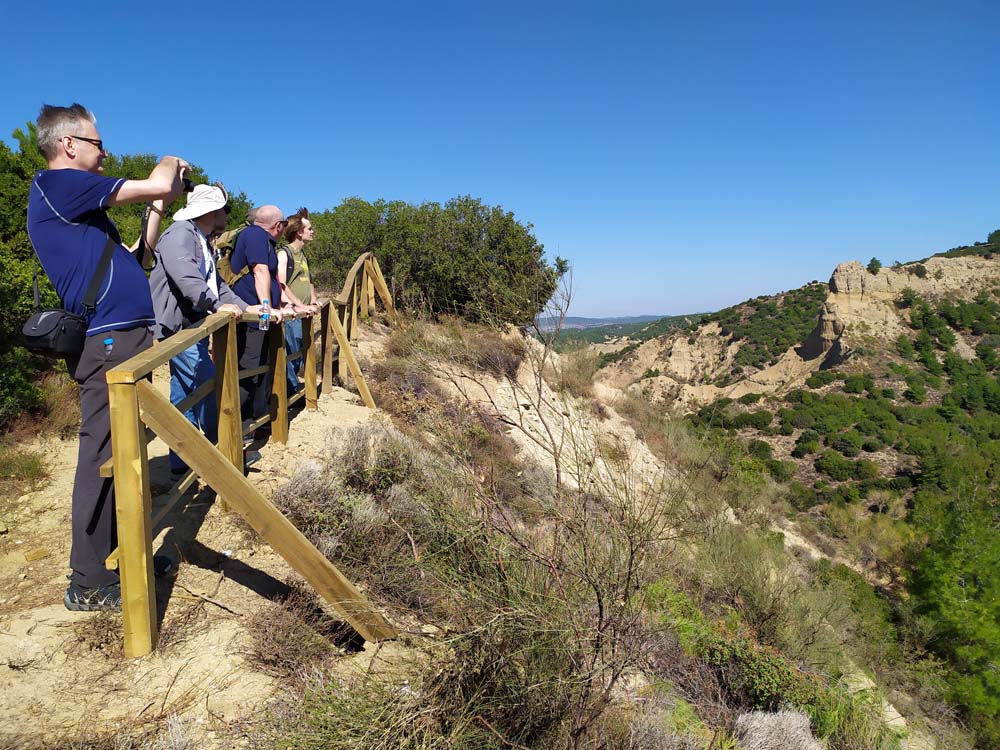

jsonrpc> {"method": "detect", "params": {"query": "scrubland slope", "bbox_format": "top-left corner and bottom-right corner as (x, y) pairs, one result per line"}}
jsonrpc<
(0, 310), (944, 749)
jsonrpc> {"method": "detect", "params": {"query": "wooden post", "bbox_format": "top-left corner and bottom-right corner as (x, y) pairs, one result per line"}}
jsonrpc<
(369, 256), (399, 324)
(108, 382), (157, 657)
(134, 380), (396, 643)
(213, 318), (242, 472)
(269, 320), (289, 444)
(330, 311), (375, 409)
(359, 266), (370, 320)
(337, 303), (350, 383)
(349, 276), (360, 341)
(320, 303), (333, 396)
(303, 314), (318, 410)
(365, 259), (376, 314)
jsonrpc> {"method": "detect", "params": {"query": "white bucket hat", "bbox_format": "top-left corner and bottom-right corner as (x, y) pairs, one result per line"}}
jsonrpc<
(173, 184), (229, 221)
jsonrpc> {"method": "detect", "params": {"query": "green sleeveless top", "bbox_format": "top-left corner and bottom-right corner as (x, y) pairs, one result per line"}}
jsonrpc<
(282, 244), (312, 303)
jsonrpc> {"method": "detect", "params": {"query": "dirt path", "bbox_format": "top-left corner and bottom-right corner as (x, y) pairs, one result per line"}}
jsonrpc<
(0, 333), (395, 748)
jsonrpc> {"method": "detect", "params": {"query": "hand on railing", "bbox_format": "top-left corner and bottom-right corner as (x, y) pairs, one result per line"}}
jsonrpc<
(246, 304), (284, 324)
(216, 303), (242, 318)
(291, 303), (319, 316)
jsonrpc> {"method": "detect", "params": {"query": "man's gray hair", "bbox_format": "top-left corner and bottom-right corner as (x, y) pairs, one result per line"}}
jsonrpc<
(36, 103), (96, 160)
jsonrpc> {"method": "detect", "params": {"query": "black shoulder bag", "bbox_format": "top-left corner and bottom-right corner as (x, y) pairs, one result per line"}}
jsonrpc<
(21, 236), (117, 358)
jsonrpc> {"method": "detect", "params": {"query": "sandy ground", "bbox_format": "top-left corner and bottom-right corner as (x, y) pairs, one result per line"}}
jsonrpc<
(0, 326), (401, 749)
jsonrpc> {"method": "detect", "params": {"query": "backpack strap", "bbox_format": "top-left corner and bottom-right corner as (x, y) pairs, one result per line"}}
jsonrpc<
(278, 245), (295, 287)
(81, 236), (119, 314)
(229, 266), (251, 285)
(32, 269), (41, 311)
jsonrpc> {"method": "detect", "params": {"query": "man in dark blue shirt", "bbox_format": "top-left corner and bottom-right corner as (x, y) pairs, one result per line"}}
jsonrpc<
(26, 103), (188, 611)
(229, 205), (288, 421)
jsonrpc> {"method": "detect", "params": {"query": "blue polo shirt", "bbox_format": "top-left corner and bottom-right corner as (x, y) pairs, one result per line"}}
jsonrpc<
(27, 169), (155, 336)
(230, 224), (281, 325)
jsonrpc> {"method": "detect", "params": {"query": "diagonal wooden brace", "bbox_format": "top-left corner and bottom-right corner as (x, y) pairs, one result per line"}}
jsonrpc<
(133, 379), (396, 643)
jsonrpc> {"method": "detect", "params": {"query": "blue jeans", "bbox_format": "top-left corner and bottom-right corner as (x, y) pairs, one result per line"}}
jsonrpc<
(168, 339), (218, 471)
(284, 318), (303, 394)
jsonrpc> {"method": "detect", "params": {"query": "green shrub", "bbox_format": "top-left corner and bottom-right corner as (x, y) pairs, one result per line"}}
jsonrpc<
(843, 375), (867, 394)
(735, 410), (773, 430)
(854, 460), (880, 481)
(766, 459), (796, 483)
(792, 441), (819, 458)
(806, 370), (838, 389)
(815, 451), (856, 482)
(748, 439), (773, 460)
(831, 431), (864, 457)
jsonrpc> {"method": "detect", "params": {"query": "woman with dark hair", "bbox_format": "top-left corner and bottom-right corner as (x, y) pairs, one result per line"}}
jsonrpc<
(277, 208), (317, 394)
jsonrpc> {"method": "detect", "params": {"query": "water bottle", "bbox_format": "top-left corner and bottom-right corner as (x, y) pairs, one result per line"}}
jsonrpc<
(260, 299), (270, 331)
(103, 337), (114, 357)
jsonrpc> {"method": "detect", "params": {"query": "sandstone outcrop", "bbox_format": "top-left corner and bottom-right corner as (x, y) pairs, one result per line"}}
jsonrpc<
(597, 254), (1000, 409)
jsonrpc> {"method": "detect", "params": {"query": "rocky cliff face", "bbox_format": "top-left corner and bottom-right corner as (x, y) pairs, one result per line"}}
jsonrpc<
(596, 254), (1000, 409)
(821, 256), (1000, 353)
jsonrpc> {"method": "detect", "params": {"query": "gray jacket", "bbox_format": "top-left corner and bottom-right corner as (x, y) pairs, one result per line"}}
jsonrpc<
(149, 219), (246, 340)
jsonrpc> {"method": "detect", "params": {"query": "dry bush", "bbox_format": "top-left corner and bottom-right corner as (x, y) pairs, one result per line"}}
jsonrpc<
(156, 601), (208, 654)
(69, 610), (123, 660)
(335, 421), (433, 496)
(648, 630), (737, 731)
(463, 329), (526, 380)
(690, 525), (847, 665)
(273, 426), (454, 616)
(244, 579), (343, 679)
(367, 356), (444, 424)
(736, 710), (822, 750)
(556, 349), (600, 399)
(40, 371), (81, 438)
(593, 697), (711, 750)
(590, 398), (610, 420)
(34, 714), (193, 750)
(0, 442), (48, 498)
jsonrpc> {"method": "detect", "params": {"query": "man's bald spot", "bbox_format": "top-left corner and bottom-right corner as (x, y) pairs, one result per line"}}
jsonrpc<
(254, 205), (283, 227)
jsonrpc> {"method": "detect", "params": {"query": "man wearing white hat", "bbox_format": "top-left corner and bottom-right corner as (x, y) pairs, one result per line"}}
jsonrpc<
(149, 184), (258, 474)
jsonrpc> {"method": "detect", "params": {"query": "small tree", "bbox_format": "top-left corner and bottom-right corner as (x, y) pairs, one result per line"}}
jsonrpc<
(867, 257), (882, 275)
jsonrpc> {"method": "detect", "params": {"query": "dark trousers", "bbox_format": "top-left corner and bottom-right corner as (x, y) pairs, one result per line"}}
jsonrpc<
(67, 327), (153, 588)
(238, 325), (272, 421)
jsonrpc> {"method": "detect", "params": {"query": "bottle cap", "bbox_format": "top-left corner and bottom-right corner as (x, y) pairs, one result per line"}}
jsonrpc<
(103, 338), (114, 345)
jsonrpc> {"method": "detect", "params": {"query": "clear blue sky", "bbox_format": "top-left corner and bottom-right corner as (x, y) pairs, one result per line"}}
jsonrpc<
(4, 1), (998, 317)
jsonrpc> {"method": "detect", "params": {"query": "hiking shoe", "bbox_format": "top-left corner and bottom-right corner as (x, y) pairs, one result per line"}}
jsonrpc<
(244, 449), (262, 469)
(64, 580), (122, 612)
(153, 554), (177, 579)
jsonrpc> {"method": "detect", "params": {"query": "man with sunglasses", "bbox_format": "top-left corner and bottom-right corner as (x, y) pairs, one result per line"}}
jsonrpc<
(228, 205), (288, 422)
(149, 184), (263, 475)
(26, 103), (189, 611)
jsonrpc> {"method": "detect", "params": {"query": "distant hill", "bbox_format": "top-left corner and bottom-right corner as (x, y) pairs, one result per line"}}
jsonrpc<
(549, 313), (710, 349)
(537, 314), (669, 331)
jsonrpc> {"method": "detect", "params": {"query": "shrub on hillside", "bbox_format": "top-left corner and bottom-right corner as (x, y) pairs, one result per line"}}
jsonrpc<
(815, 451), (856, 482)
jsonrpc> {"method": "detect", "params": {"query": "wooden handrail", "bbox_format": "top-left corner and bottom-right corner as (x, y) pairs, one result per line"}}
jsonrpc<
(102, 252), (395, 657)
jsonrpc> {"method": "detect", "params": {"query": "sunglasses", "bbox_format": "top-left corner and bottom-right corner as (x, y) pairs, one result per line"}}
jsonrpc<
(68, 134), (106, 152)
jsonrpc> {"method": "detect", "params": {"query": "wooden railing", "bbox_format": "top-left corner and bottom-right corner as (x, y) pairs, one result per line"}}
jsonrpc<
(104, 253), (398, 657)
